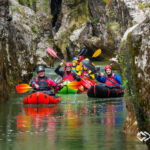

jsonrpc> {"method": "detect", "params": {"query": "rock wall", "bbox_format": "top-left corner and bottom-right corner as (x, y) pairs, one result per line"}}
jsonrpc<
(119, 17), (150, 146)
(0, 0), (54, 102)
(51, 0), (133, 60)
(0, 0), (10, 102)
(53, 0), (88, 60)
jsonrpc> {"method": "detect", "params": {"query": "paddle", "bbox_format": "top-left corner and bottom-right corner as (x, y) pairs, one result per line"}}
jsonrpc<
(16, 76), (63, 94)
(16, 84), (32, 93)
(54, 76), (62, 84)
(67, 81), (81, 89)
(82, 59), (97, 73)
(46, 48), (62, 61)
(92, 49), (102, 58)
(78, 47), (87, 56)
(47, 48), (92, 89)
(16, 82), (81, 93)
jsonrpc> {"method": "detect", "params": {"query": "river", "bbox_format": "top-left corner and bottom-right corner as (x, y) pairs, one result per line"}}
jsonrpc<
(0, 67), (147, 150)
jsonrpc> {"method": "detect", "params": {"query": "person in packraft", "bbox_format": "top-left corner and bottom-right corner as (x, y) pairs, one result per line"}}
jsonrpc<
(72, 60), (78, 73)
(55, 60), (80, 82)
(30, 65), (62, 95)
(96, 65), (122, 87)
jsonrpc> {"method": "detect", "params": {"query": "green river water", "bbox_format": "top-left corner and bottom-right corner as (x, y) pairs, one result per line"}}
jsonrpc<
(0, 67), (147, 150)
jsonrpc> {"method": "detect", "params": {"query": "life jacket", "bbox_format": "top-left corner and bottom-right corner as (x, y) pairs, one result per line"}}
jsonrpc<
(63, 71), (74, 81)
(81, 70), (89, 77)
(105, 73), (118, 86)
(35, 76), (50, 90)
(88, 70), (95, 79)
(72, 67), (77, 73)
(76, 62), (83, 72)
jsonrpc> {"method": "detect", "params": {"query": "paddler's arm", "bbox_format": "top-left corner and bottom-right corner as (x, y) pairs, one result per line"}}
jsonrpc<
(55, 60), (65, 77)
(47, 78), (63, 90)
(30, 78), (39, 89)
(114, 74), (123, 88)
(96, 73), (106, 83)
(72, 73), (81, 81)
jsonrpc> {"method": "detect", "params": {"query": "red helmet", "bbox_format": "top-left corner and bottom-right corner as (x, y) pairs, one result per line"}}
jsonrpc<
(104, 65), (112, 71)
(79, 56), (84, 61)
(65, 62), (72, 68)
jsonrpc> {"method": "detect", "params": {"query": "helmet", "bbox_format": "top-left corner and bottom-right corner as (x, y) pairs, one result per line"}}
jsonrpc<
(85, 58), (90, 61)
(65, 62), (72, 68)
(104, 65), (112, 71)
(79, 56), (84, 61)
(73, 57), (77, 60)
(36, 65), (45, 73)
(72, 60), (78, 64)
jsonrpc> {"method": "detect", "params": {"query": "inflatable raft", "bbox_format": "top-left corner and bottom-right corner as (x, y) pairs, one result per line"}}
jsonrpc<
(58, 86), (78, 94)
(23, 91), (61, 104)
(58, 78), (95, 94)
(58, 80), (83, 94)
(87, 84), (124, 98)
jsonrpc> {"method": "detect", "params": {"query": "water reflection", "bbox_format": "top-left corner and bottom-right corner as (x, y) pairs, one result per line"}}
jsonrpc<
(0, 98), (147, 150)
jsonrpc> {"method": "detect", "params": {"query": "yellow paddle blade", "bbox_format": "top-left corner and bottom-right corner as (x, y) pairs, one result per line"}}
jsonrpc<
(16, 84), (32, 93)
(92, 49), (102, 58)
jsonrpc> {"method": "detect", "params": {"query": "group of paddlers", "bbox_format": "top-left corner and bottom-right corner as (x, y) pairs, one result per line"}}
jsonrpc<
(30, 55), (123, 94)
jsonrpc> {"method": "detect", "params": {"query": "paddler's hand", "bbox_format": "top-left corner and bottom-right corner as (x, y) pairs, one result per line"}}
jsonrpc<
(60, 60), (64, 66)
(76, 75), (81, 81)
(95, 72), (104, 78)
(57, 84), (63, 90)
(35, 84), (39, 89)
(100, 73), (104, 77)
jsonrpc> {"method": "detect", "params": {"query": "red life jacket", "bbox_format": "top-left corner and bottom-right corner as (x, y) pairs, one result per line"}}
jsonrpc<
(81, 70), (89, 77)
(105, 73), (118, 86)
(63, 72), (74, 81)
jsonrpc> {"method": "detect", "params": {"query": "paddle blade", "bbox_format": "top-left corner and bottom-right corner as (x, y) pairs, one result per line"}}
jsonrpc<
(16, 84), (32, 93)
(46, 48), (58, 58)
(82, 60), (96, 72)
(92, 49), (102, 58)
(54, 76), (62, 84)
(78, 47), (87, 56)
(67, 81), (81, 89)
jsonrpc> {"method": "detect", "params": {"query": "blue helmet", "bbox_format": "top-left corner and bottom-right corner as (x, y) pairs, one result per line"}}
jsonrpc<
(73, 57), (77, 60)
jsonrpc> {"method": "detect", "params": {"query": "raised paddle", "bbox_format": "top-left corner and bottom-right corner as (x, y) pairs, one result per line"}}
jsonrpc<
(46, 48), (62, 61)
(78, 47), (87, 56)
(82, 59), (96, 72)
(54, 76), (62, 84)
(92, 49), (102, 58)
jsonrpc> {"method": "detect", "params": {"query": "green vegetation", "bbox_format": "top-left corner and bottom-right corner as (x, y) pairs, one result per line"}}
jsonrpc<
(31, 24), (39, 34)
(107, 10), (115, 18)
(103, 0), (111, 5)
(19, 0), (36, 5)
(48, 38), (54, 42)
(138, 2), (150, 9)
(91, 18), (99, 25)
(18, 0), (50, 12)
(108, 22), (120, 31)
(16, 6), (24, 16)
